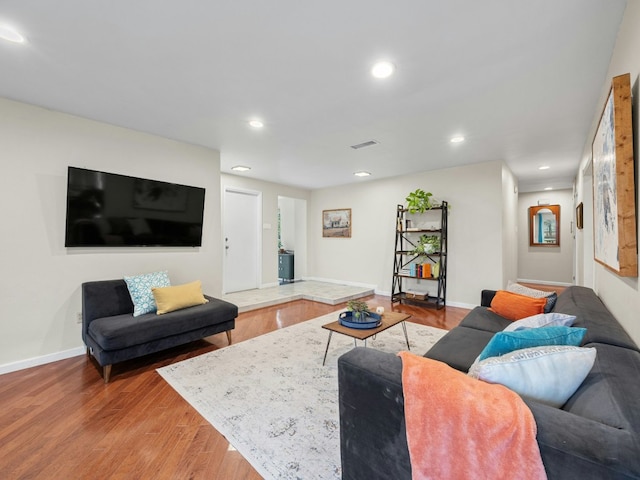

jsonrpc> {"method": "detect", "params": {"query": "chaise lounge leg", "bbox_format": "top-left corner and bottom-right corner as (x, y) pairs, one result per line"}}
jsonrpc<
(226, 330), (233, 345)
(103, 364), (112, 384)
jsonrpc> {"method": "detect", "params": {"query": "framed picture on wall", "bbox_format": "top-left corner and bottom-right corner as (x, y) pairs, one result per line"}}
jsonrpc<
(322, 209), (351, 238)
(591, 73), (637, 277)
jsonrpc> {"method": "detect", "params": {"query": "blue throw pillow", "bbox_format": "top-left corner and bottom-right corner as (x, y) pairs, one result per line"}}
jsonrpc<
(124, 271), (171, 316)
(478, 326), (587, 361)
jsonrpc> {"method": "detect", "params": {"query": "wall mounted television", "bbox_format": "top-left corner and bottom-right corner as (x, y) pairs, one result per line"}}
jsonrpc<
(65, 166), (206, 247)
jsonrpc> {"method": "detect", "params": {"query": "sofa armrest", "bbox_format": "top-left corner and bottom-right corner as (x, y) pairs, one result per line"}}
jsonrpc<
(338, 348), (411, 480)
(481, 289), (497, 307)
(526, 400), (640, 479)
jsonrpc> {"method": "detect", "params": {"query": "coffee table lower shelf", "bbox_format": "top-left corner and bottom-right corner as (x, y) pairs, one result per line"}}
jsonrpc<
(321, 311), (411, 366)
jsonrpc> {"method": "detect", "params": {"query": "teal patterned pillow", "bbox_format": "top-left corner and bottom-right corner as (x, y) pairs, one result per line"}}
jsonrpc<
(124, 271), (171, 316)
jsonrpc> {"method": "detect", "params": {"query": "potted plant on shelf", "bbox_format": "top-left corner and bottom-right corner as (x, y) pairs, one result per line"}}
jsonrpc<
(405, 189), (433, 213)
(411, 234), (441, 256)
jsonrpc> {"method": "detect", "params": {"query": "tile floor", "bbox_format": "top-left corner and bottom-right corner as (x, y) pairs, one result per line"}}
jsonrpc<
(221, 281), (374, 313)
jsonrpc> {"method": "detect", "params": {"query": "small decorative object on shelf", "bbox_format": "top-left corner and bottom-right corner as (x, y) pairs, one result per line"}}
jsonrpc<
(339, 300), (382, 329)
(392, 199), (448, 309)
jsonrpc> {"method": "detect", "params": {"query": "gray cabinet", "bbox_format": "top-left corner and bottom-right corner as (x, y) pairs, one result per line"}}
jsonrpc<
(278, 253), (294, 282)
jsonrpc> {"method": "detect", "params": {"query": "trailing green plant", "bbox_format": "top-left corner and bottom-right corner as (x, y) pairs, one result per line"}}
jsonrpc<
(410, 234), (441, 258)
(405, 189), (433, 213)
(347, 299), (371, 320)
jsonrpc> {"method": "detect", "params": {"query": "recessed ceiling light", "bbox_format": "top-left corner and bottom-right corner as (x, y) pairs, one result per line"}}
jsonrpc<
(450, 136), (465, 143)
(354, 171), (371, 177)
(231, 165), (251, 172)
(544, 187), (553, 191)
(371, 61), (395, 79)
(539, 165), (550, 170)
(0, 24), (26, 44)
(248, 120), (264, 129)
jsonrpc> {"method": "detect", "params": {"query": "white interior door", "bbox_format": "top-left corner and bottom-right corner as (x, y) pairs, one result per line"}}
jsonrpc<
(223, 187), (261, 293)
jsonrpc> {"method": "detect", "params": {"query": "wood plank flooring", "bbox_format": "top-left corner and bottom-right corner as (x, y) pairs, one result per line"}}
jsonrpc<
(0, 295), (469, 479)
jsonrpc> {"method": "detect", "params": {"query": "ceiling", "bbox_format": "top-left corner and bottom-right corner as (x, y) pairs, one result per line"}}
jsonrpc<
(0, 1), (627, 191)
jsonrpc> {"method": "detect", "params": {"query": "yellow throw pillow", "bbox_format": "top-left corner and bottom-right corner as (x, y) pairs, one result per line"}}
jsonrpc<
(152, 280), (208, 315)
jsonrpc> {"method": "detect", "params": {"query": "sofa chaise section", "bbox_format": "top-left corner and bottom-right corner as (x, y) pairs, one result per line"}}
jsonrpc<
(338, 286), (640, 479)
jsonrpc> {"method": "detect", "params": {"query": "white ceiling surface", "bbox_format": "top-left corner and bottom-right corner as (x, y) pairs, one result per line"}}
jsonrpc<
(0, 1), (627, 191)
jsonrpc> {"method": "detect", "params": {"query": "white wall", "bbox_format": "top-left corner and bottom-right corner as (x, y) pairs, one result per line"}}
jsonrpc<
(575, 2), (640, 344)
(0, 98), (223, 370)
(502, 166), (519, 285)
(308, 161), (507, 307)
(517, 189), (574, 284)
(221, 174), (310, 287)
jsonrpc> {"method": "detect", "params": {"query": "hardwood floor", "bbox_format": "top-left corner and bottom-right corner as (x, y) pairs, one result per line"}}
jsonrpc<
(0, 296), (469, 479)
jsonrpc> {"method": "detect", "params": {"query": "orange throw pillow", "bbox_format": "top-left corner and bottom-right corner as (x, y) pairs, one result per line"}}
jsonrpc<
(489, 290), (546, 321)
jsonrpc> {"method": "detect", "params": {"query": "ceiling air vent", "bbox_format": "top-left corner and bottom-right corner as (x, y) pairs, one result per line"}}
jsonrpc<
(350, 140), (379, 150)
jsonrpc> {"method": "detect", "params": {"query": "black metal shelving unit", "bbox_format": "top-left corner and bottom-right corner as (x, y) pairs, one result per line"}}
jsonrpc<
(391, 201), (448, 309)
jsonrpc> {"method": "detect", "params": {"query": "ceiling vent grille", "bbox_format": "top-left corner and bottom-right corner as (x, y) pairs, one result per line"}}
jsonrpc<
(350, 140), (379, 150)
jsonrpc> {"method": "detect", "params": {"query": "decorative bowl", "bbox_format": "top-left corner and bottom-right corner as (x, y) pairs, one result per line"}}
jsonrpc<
(338, 311), (382, 329)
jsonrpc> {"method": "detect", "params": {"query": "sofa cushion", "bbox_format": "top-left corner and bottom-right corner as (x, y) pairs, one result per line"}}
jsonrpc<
(489, 290), (547, 320)
(124, 270), (171, 317)
(469, 345), (596, 408)
(553, 286), (638, 351)
(563, 342), (640, 430)
(459, 306), (513, 333)
(503, 312), (576, 332)
(478, 326), (586, 361)
(152, 280), (208, 314)
(425, 326), (495, 372)
(88, 295), (237, 350)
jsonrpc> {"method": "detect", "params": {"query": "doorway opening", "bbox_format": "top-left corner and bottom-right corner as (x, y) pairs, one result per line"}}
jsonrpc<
(277, 196), (307, 284)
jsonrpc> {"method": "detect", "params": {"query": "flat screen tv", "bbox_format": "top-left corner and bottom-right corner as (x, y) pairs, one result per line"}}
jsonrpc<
(65, 166), (206, 247)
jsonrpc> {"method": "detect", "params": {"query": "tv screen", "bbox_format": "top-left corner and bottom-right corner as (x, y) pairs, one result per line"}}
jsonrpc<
(65, 167), (206, 247)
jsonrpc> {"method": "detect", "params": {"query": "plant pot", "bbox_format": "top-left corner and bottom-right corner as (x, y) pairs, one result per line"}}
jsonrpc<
(424, 244), (436, 254)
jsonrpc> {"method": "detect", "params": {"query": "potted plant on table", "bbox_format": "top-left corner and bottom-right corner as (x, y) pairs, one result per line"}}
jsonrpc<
(339, 300), (382, 329)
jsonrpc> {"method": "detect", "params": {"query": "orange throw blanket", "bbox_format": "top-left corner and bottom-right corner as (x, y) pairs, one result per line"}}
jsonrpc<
(398, 352), (547, 480)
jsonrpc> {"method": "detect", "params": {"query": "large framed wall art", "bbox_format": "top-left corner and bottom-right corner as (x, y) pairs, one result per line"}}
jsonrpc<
(591, 73), (637, 277)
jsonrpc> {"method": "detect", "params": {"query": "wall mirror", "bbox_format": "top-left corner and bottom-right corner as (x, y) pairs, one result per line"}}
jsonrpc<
(529, 205), (560, 247)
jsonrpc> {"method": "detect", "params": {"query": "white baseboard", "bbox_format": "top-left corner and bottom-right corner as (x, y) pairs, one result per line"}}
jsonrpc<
(517, 278), (574, 287)
(371, 290), (475, 310)
(447, 300), (476, 310)
(302, 276), (377, 291)
(0, 346), (85, 376)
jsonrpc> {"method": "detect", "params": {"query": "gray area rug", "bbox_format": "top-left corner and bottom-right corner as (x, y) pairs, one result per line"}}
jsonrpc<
(157, 311), (447, 479)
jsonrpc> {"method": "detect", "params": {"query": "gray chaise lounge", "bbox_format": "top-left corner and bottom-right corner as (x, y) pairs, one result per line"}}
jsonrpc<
(82, 279), (238, 382)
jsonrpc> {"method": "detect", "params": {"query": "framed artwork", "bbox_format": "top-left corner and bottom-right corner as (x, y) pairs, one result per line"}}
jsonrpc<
(591, 73), (637, 277)
(576, 202), (583, 230)
(322, 209), (351, 238)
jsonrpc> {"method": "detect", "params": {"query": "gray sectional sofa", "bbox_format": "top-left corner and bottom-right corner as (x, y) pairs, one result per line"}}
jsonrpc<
(82, 279), (238, 382)
(338, 286), (640, 479)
